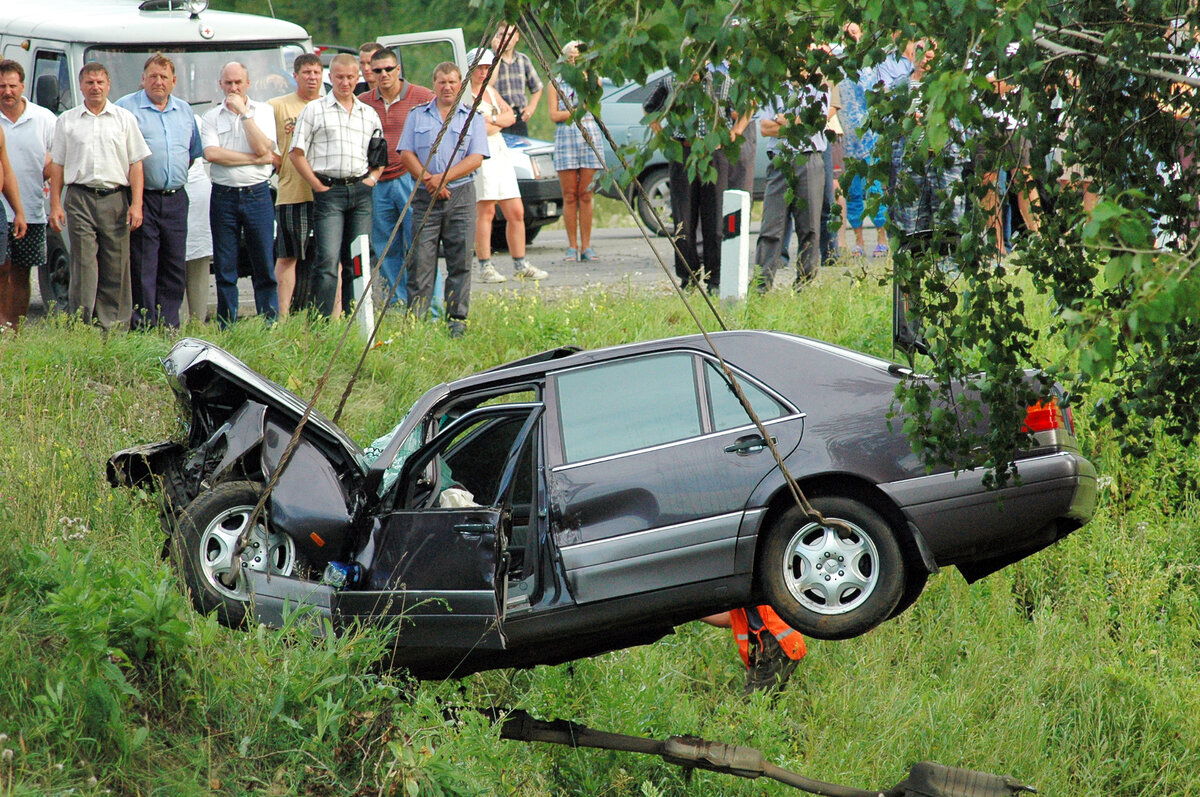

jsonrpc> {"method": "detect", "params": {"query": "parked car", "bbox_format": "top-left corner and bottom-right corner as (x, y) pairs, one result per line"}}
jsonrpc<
(597, 70), (771, 235)
(492, 132), (562, 251)
(109, 333), (1095, 679)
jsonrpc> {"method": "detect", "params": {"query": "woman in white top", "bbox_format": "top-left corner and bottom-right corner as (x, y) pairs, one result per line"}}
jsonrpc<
(467, 48), (547, 283)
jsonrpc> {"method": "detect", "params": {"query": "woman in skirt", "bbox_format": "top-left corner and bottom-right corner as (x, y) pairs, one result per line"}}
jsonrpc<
(548, 40), (605, 261)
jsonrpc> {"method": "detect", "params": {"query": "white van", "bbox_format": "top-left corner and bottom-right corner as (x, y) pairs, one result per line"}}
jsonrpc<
(0, 1), (485, 305)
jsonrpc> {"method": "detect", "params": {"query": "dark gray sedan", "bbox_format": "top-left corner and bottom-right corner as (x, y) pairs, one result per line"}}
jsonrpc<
(109, 333), (1095, 678)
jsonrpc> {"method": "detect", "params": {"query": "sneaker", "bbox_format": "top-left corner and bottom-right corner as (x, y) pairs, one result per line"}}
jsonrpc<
(580, 247), (598, 261)
(564, 247), (578, 261)
(515, 263), (549, 280)
(447, 319), (466, 339)
(479, 263), (507, 283)
(742, 635), (799, 696)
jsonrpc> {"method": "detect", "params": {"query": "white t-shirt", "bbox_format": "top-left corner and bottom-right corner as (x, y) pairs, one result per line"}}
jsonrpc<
(200, 98), (278, 187)
(0, 99), (56, 223)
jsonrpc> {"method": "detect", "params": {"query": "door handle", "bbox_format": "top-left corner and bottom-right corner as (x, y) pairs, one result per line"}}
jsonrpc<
(454, 522), (493, 536)
(724, 435), (774, 454)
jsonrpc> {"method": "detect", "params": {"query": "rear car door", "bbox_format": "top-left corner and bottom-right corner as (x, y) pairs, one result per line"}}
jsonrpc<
(545, 351), (804, 603)
(338, 404), (543, 650)
(378, 28), (467, 85)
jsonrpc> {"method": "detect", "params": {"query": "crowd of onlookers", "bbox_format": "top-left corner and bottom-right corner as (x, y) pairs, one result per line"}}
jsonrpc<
(0, 22), (609, 338)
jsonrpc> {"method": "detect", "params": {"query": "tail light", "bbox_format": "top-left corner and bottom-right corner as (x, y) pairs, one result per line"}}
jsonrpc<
(1023, 397), (1066, 433)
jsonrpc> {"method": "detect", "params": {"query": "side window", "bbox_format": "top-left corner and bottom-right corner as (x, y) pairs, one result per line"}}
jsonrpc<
(556, 353), (703, 462)
(705, 361), (788, 431)
(32, 51), (73, 114)
(395, 41), (457, 89)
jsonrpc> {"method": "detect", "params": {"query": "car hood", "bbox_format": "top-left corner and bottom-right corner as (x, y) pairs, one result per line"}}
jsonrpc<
(165, 338), (368, 471)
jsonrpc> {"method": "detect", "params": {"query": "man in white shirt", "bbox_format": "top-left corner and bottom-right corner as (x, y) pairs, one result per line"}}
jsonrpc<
(0, 59), (45, 330)
(290, 53), (383, 318)
(48, 62), (150, 330)
(200, 61), (279, 325)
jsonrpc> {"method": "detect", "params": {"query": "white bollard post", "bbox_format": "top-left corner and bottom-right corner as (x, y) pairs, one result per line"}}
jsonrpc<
(720, 189), (751, 300)
(349, 234), (376, 341)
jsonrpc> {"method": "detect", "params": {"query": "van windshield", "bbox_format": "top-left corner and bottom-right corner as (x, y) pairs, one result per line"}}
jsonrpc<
(85, 44), (307, 114)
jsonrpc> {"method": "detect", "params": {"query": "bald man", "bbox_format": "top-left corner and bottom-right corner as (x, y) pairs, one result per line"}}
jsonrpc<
(200, 61), (280, 325)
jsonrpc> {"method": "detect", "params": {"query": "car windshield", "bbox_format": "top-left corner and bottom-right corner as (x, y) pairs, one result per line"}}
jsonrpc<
(85, 43), (307, 115)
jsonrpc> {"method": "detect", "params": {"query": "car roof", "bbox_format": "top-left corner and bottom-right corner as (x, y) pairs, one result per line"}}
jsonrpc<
(0, 0), (307, 43)
(448, 330), (897, 394)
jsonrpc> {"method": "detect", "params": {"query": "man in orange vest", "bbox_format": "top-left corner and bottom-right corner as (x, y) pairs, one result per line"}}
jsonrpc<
(703, 606), (806, 695)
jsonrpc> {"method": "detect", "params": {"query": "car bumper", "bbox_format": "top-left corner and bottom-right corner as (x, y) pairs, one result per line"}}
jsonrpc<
(878, 451), (1097, 570)
(518, 178), (563, 226)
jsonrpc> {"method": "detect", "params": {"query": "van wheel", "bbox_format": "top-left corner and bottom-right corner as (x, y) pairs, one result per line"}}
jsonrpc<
(173, 481), (303, 627)
(760, 497), (904, 640)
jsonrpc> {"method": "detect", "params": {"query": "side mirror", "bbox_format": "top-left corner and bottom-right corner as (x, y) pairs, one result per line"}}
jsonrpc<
(34, 74), (61, 113)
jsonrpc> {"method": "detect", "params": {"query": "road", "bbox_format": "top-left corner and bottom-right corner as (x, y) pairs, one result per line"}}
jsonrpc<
(27, 224), (780, 318)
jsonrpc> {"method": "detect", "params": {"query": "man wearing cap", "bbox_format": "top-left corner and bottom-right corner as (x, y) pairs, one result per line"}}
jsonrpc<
(360, 47), (434, 305)
(49, 62), (151, 330)
(398, 61), (489, 338)
(117, 53), (202, 328)
(290, 53), (383, 318)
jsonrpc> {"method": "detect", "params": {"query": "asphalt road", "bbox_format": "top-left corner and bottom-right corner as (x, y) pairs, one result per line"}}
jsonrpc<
(27, 224), (786, 319)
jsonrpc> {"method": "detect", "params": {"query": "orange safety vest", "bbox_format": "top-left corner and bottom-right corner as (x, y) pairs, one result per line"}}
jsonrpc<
(730, 606), (807, 668)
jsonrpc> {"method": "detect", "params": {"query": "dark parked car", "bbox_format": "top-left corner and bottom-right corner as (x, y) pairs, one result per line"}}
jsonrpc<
(597, 70), (770, 235)
(109, 333), (1095, 678)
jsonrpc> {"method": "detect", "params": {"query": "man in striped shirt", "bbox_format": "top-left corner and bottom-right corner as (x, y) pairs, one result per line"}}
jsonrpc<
(289, 53), (383, 318)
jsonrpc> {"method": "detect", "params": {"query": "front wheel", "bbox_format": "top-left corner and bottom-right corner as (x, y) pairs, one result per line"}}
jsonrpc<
(174, 480), (303, 627)
(635, 169), (672, 236)
(760, 496), (905, 640)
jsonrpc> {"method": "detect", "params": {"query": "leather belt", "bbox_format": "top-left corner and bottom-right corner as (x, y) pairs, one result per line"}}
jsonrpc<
(145, 187), (184, 195)
(70, 184), (123, 197)
(316, 173), (368, 186)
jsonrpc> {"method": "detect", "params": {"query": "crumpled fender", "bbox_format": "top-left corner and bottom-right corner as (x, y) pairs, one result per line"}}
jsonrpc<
(208, 401), (353, 562)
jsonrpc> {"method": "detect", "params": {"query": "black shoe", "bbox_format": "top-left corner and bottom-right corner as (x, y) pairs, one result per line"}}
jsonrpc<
(447, 319), (466, 339)
(743, 635), (799, 696)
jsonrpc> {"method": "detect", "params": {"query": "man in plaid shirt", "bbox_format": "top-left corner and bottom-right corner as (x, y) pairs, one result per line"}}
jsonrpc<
(491, 22), (543, 137)
(289, 53), (383, 318)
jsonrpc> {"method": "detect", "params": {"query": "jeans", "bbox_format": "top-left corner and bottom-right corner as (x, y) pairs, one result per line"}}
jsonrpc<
(313, 180), (373, 318)
(130, 190), (189, 328)
(756, 150), (824, 285)
(373, 174), (414, 305)
(211, 181), (278, 325)
(408, 182), (474, 320)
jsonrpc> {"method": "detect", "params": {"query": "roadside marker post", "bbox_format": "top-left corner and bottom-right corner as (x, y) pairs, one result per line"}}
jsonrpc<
(720, 189), (751, 300)
(349, 234), (376, 341)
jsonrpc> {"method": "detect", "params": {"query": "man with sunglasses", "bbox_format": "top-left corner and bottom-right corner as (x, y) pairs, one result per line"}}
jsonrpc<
(361, 48), (434, 305)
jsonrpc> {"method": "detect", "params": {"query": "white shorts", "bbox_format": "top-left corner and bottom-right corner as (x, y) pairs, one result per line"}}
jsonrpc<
(475, 134), (521, 201)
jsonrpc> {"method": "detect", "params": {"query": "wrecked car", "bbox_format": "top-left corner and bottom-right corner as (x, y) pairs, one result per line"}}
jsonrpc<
(108, 334), (1096, 679)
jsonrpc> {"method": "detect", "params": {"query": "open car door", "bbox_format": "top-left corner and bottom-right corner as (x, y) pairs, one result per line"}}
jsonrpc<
(335, 403), (544, 661)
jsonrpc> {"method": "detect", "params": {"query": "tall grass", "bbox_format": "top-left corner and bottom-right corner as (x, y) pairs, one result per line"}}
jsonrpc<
(1, 267), (1197, 795)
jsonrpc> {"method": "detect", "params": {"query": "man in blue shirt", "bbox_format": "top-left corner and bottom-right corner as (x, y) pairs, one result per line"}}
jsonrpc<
(117, 53), (202, 328)
(398, 61), (489, 338)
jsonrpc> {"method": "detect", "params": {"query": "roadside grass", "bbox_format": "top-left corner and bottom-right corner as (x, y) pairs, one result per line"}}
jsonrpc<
(1, 268), (1199, 794)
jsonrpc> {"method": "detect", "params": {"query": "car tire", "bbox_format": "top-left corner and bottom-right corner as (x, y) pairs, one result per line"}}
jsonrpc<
(636, 168), (672, 236)
(173, 480), (303, 627)
(39, 231), (71, 311)
(760, 496), (905, 640)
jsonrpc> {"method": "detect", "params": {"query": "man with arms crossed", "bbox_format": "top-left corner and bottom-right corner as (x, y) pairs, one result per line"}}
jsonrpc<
(49, 62), (149, 330)
(200, 61), (279, 325)
(269, 52), (322, 315)
(289, 53), (383, 318)
(117, 53), (202, 328)
(0, 60), (47, 330)
(398, 62), (488, 338)
(361, 47), (434, 305)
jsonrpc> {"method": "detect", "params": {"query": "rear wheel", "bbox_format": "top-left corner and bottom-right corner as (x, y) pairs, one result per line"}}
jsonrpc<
(636, 169), (672, 236)
(39, 232), (70, 311)
(760, 496), (904, 640)
(174, 481), (303, 627)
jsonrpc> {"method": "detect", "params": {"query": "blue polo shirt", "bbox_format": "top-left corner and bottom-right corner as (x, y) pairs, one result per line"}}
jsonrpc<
(116, 89), (202, 191)
(397, 100), (489, 189)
